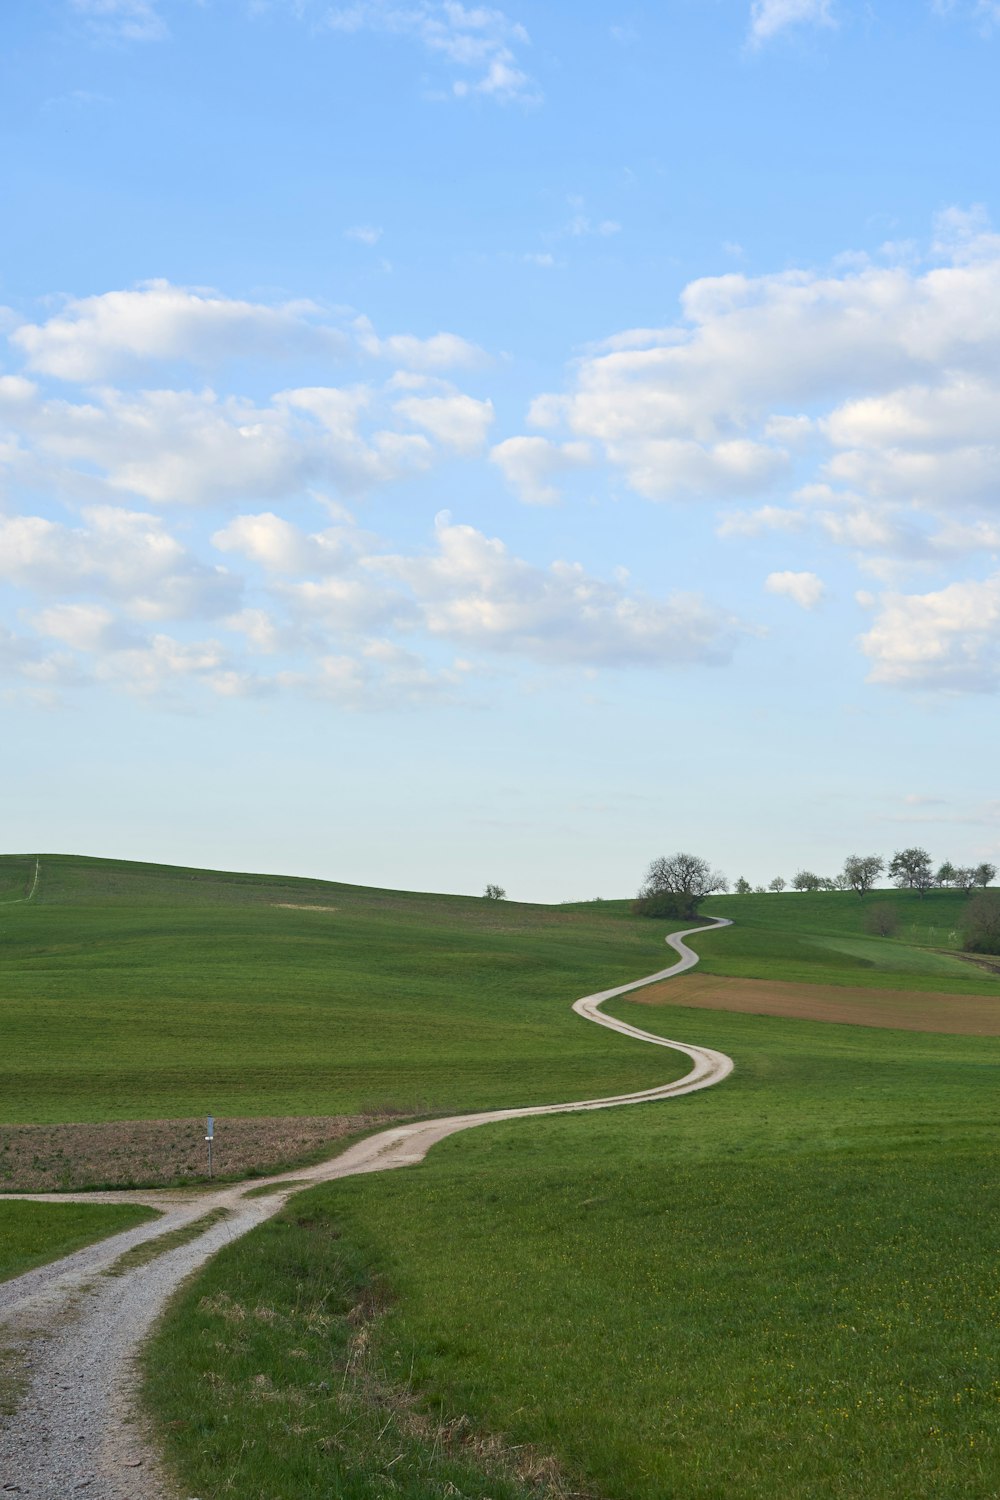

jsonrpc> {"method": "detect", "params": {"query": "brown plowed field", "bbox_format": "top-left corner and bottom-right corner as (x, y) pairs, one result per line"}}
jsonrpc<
(629, 971), (1000, 1035)
(0, 1112), (400, 1193)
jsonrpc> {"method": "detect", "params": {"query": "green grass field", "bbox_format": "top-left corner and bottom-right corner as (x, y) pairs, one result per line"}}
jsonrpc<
(5, 854), (1000, 1497)
(149, 1004), (1000, 1499)
(0, 854), (696, 1124)
(695, 887), (996, 991)
(0, 1200), (158, 1283)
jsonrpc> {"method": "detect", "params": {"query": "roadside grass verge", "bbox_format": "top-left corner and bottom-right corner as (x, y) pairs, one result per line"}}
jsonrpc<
(242, 1179), (309, 1198)
(150, 1006), (1000, 1500)
(144, 1203), (592, 1500)
(104, 1208), (230, 1277)
(0, 1200), (159, 1283)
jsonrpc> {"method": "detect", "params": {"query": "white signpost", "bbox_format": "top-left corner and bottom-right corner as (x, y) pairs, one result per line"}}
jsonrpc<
(206, 1115), (214, 1179)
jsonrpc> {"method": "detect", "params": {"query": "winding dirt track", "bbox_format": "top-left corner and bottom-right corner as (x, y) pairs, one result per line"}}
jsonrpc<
(0, 918), (733, 1498)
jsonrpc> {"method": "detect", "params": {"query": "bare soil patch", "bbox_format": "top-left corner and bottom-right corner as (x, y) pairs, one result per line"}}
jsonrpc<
(271, 902), (339, 911)
(0, 1113), (400, 1193)
(629, 972), (1000, 1035)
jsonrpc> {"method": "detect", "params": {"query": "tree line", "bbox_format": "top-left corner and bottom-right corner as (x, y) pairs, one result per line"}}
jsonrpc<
(635, 849), (1000, 953)
(732, 849), (996, 900)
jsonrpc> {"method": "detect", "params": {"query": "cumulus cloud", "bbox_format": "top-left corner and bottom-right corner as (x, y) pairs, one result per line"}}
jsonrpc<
(9, 282), (488, 383)
(11, 281), (344, 382)
(0, 507), (237, 619)
(861, 574), (1000, 690)
(394, 392), (494, 453)
(354, 315), (487, 370)
(764, 570), (826, 608)
(211, 512), (364, 575)
(489, 435), (592, 504)
(523, 221), (1000, 536)
(748, 0), (835, 46)
(377, 515), (745, 667)
(1, 381), (444, 508)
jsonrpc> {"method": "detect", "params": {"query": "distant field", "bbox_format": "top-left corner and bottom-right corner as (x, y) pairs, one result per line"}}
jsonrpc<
(631, 971), (1000, 1033)
(694, 886), (1000, 993)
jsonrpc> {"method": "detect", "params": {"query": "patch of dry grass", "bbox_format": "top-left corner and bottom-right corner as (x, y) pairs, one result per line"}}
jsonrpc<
(0, 1113), (400, 1192)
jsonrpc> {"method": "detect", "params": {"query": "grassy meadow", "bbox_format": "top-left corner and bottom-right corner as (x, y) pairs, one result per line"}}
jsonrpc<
(0, 853), (693, 1124)
(149, 1003), (1000, 1499)
(4, 853), (1000, 1496)
(0, 1200), (158, 1283)
(696, 886), (997, 992)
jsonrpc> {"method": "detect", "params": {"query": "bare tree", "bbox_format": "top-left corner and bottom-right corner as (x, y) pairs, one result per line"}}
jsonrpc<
(792, 870), (822, 892)
(768, 876), (786, 893)
(888, 847), (933, 897)
(483, 884), (507, 900)
(636, 852), (727, 919)
(953, 867), (977, 893)
(843, 853), (885, 898)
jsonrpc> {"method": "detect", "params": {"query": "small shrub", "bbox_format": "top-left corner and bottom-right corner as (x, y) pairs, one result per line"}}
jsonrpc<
(962, 892), (1000, 953)
(632, 891), (693, 920)
(864, 903), (899, 938)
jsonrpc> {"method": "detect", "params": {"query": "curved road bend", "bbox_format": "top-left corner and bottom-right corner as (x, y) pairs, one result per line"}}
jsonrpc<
(0, 916), (734, 1498)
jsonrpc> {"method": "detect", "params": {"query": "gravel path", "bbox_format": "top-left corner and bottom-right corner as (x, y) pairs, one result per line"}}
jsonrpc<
(0, 919), (734, 1498)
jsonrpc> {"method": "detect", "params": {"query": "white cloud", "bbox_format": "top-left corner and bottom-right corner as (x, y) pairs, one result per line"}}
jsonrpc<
(523, 221), (1000, 526)
(212, 512), (364, 574)
(70, 0), (167, 42)
(377, 515), (745, 667)
(11, 281), (344, 382)
(0, 506), (237, 619)
(354, 315), (487, 370)
(325, 1), (540, 104)
(861, 574), (1000, 690)
(31, 602), (137, 652)
(764, 570), (826, 609)
(748, 0), (835, 46)
(2, 381), (444, 508)
(394, 392), (494, 453)
(9, 282), (489, 384)
(281, 574), (414, 634)
(610, 437), (789, 501)
(489, 436), (592, 504)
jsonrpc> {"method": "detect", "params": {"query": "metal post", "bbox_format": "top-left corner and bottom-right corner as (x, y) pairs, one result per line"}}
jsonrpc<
(206, 1115), (214, 1179)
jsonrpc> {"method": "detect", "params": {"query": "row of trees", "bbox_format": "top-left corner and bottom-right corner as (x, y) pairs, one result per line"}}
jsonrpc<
(733, 849), (996, 900)
(635, 848), (998, 921)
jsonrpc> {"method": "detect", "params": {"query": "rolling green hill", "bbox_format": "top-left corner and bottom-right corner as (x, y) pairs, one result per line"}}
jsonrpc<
(0, 853), (687, 1124)
(2, 855), (996, 1125)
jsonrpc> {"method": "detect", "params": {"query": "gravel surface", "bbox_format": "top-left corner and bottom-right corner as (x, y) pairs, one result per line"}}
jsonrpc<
(0, 921), (734, 1499)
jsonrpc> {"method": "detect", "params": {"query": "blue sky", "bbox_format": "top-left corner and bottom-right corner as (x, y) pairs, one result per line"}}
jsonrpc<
(2, 0), (1000, 900)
